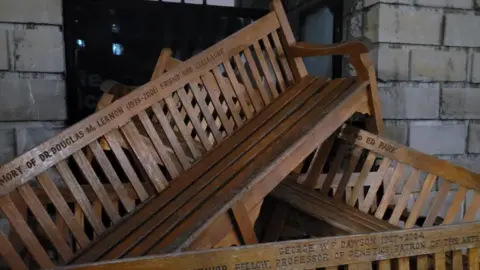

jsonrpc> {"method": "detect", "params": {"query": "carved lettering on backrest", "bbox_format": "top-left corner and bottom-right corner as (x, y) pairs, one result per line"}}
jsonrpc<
(61, 223), (480, 270)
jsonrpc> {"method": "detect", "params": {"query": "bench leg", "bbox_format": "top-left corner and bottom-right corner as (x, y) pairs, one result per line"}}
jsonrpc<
(230, 203), (258, 245)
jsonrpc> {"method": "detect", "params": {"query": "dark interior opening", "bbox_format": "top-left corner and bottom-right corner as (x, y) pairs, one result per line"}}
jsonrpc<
(62, 0), (342, 125)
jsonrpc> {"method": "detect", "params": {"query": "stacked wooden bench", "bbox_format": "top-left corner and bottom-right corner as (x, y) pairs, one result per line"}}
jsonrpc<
(67, 71), (371, 264)
(0, 0), (479, 269)
(266, 125), (480, 269)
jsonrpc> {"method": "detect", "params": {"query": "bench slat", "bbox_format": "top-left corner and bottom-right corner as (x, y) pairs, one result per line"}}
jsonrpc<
(361, 158), (391, 213)
(121, 122), (169, 192)
(252, 41), (280, 99)
(223, 60), (255, 120)
(271, 31), (294, 84)
(137, 111), (181, 178)
(321, 142), (348, 194)
(201, 73), (236, 134)
(239, 52), (272, 106)
(212, 68), (244, 126)
(0, 194), (54, 269)
(36, 172), (91, 248)
(388, 168), (421, 225)
(56, 161), (105, 234)
(0, 230), (27, 270)
(73, 150), (121, 223)
(262, 35), (287, 92)
(423, 180), (451, 227)
(164, 95), (203, 159)
(104, 130), (149, 201)
(151, 102), (192, 169)
(303, 135), (335, 189)
(334, 146), (363, 200)
(189, 83), (224, 142)
(374, 162), (405, 219)
(177, 87), (213, 151)
(18, 184), (74, 261)
(89, 140), (136, 212)
(230, 56), (265, 113)
(347, 151), (376, 206)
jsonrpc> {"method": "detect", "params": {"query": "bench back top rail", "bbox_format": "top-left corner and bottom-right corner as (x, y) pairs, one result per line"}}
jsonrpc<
(59, 222), (480, 270)
(0, 2), (306, 268)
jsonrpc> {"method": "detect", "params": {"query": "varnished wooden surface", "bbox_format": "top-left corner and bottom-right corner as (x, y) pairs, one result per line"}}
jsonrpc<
(67, 76), (368, 264)
(60, 222), (480, 270)
(0, 11), (281, 197)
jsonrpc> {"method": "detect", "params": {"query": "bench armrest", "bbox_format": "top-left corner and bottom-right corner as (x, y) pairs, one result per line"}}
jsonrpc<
(288, 38), (372, 58)
(288, 38), (374, 82)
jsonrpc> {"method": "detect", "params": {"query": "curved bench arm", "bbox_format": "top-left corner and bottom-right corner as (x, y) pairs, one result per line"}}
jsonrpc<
(288, 38), (373, 81)
(288, 37), (384, 135)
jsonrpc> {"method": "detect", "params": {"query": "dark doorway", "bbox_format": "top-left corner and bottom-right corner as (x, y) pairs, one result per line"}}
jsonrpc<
(63, 0), (267, 125)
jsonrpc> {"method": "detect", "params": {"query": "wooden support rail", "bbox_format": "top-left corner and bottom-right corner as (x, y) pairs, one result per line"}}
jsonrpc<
(60, 222), (480, 270)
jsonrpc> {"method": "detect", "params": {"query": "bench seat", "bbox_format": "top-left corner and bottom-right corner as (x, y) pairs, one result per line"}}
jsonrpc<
(272, 177), (399, 235)
(68, 74), (369, 265)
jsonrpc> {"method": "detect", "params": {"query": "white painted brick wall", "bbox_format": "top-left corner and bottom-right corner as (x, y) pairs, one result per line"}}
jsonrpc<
(384, 120), (408, 145)
(416, 0), (472, 9)
(13, 26), (65, 73)
(16, 125), (64, 155)
(444, 13), (480, 47)
(0, 31), (8, 71)
(373, 45), (409, 81)
(409, 121), (467, 155)
(468, 122), (480, 153)
(379, 84), (439, 119)
(0, 73), (66, 121)
(0, 129), (15, 165)
(410, 49), (467, 81)
(0, 0), (62, 24)
(472, 53), (480, 83)
(365, 4), (443, 45)
(441, 87), (480, 119)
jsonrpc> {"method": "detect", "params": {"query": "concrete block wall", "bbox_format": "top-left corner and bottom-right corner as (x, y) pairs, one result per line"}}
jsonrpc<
(344, 0), (480, 220)
(0, 0), (66, 165)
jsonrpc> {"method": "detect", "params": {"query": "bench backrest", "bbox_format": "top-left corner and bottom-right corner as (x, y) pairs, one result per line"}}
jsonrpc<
(313, 125), (480, 228)
(0, 1), (307, 268)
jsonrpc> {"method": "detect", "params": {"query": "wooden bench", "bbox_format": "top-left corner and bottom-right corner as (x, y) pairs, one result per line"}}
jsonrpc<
(269, 125), (480, 269)
(67, 70), (371, 263)
(0, 0), (384, 268)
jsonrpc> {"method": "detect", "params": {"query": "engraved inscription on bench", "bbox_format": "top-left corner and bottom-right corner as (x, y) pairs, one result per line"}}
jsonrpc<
(355, 134), (397, 154)
(137, 224), (480, 270)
